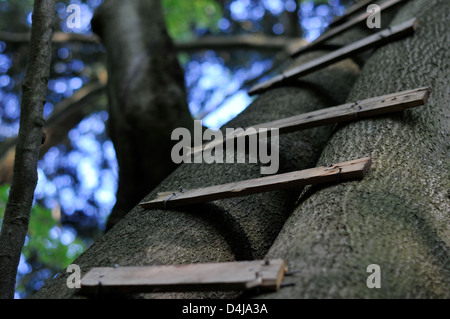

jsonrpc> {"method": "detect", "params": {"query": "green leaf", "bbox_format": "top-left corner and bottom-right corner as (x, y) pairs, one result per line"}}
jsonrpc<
(0, 184), (87, 290)
(162, 0), (223, 40)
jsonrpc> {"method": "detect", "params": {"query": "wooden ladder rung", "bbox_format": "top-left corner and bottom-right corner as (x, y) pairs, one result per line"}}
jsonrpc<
(189, 87), (431, 157)
(250, 18), (418, 96)
(80, 259), (287, 294)
(139, 157), (372, 210)
(292, 0), (408, 57)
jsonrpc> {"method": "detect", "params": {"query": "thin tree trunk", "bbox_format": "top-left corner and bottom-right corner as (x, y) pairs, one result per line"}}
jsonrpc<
(0, 0), (55, 299)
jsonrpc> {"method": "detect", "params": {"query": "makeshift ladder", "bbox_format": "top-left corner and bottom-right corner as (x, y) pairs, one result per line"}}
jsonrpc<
(79, 2), (430, 296)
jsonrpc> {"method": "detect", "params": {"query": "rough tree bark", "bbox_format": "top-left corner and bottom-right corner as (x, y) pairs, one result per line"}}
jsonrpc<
(92, 0), (195, 230)
(0, 0), (56, 299)
(262, 0), (450, 298)
(33, 18), (378, 297)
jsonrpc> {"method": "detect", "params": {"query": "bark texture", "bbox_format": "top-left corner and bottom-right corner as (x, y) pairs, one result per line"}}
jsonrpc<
(262, 0), (450, 298)
(33, 24), (374, 298)
(0, 0), (55, 299)
(92, 0), (194, 230)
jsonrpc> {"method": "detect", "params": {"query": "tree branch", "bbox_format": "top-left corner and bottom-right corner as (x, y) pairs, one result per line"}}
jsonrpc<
(0, 30), (100, 44)
(0, 30), (304, 53)
(0, 0), (57, 299)
(196, 38), (307, 120)
(175, 35), (301, 52)
(0, 82), (106, 186)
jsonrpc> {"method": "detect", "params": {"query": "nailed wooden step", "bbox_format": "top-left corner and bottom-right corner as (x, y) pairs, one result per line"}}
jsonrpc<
(249, 18), (418, 96)
(292, 0), (408, 57)
(188, 87), (431, 157)
(139, 157), (372, 210)
(80, 259), (287, 294)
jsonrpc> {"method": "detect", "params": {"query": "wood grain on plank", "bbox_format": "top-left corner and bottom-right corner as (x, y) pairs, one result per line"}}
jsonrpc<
(140, 157), (372, 210)
(253, 86), (431, 132)
(249, 18), (418, 96)
(80, 259), (286, 294)
(292, 0), (408, 56)
(189, 87), (431, 157)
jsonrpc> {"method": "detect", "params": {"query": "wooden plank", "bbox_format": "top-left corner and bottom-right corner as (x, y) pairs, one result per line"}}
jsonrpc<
(291, 0), (408, 57)
(80, 259), (287, 294)
(328, 0), (374, 28)
(188, 87), (431, 157)
(254, 87), (431, 131)
(249, 18), (418, 96)
(139, 157), (372, 210)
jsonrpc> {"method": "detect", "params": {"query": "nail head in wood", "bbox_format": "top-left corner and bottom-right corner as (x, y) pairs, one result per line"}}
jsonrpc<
(250, 18), (419, 96)
(140, 157), (372, 210)
(80, 259), (287, 295)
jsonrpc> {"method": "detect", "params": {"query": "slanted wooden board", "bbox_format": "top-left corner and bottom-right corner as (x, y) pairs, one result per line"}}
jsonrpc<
(188, 87), (431, 157)
(292, 0), (408, 57)
(249, 18), (418, 96)
(139, 157), (372, 210)
(80, 259), (286, 294)
(328, 0), (374, 28)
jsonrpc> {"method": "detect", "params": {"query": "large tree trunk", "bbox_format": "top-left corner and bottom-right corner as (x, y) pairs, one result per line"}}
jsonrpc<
(261, 0), (449, 298)
(92, 0), (194, 230)
(33, 23), (375, 298)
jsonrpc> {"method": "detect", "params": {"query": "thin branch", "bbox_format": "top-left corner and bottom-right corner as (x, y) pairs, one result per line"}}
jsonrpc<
(42, 82), (106, 154)
(196, 50), (291, 120)
(0, 30), (100, 44)
(0, 0), (56, 298)
(196, 39), (307, 120)
(0, 82), (106, 185)
(174, 35), (298, 52)
(0, 30), (301, 53)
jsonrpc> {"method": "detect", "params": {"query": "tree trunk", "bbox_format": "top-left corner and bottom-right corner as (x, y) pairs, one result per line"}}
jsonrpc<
(92, 0), (194, 230)
(262, 0), (450, 298)
(33, 22), (375, 298)
(0, 0), (55, 299)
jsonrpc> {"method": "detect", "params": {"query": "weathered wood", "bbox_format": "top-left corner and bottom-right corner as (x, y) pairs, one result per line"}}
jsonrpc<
(292, 0), (408, 57)
(255, 86), (431, 130)
(189, 87), (431, 157)
(249, 18), (418, 96)
(80, 259), (286, 294)
(140, 157), (372, 209)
